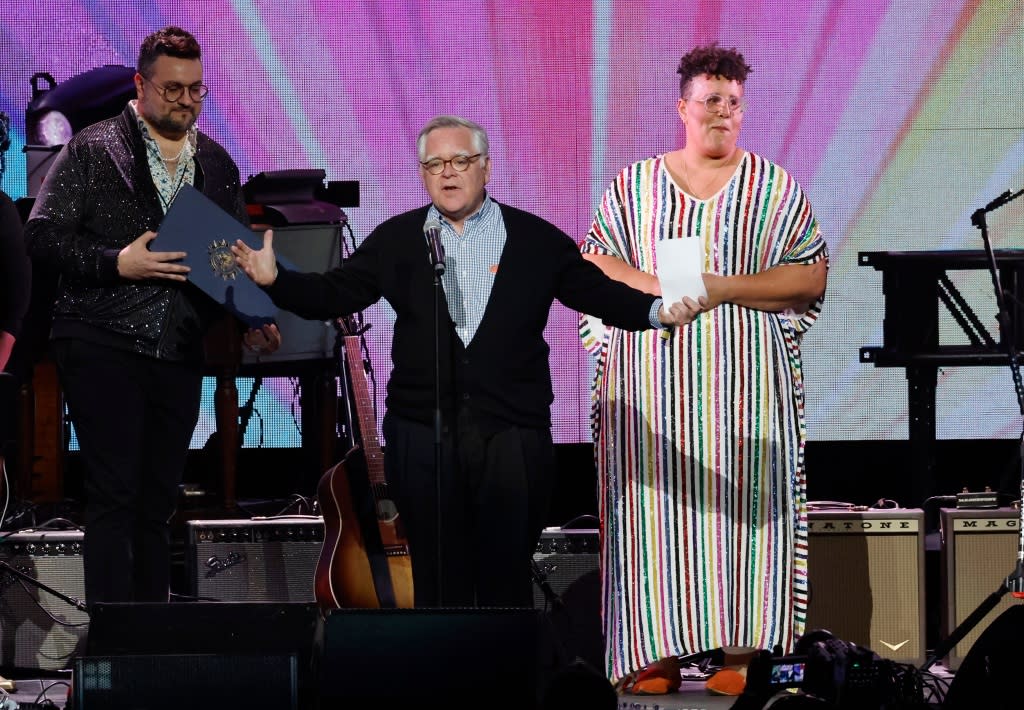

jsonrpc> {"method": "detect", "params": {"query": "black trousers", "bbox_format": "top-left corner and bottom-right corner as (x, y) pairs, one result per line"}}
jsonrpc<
(53, 339), (202, 606)
(382, 409), (554, 608)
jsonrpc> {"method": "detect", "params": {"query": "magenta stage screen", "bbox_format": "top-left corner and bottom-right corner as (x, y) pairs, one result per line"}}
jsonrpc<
(3, 1), (1023, 447)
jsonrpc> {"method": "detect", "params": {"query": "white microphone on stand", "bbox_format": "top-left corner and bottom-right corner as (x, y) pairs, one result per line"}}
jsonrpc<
(423, 218), (445, 275)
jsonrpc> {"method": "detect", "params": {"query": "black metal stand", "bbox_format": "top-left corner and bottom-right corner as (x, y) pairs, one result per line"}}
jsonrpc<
(922, 187), (1024, 670)
(0, 558), (88, 612)
(237, 374), (263, 444)
(431, 263), (445, 606)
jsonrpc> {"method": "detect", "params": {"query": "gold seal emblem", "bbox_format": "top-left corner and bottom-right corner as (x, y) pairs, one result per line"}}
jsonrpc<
(208, 239), (238, 280)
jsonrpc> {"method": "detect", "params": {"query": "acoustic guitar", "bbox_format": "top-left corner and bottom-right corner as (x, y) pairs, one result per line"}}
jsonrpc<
(314, 321), (413, 612)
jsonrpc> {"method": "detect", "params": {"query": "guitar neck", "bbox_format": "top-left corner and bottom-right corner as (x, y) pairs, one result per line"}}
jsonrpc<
(343, 335), (385, 485)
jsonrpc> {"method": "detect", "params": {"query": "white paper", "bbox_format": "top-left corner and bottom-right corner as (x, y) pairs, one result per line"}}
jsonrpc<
(656, 238), (707, 304)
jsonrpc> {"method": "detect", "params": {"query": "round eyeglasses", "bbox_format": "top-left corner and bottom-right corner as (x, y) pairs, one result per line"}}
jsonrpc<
(689, 93), (745, 116)
(420, 153), (483, 175)
(144, 75), (209, 103)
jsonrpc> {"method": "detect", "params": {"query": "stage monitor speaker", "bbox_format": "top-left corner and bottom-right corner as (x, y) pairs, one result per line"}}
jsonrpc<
(186, 517), (323, 602)
(74, 652), (298, 710)
(319, 607), (543, 710)
(805, 508), (925, 664)
(939, 506), (1020, 670)
(85, 600), (317, 706)
(942, 603), (1024, 708)
(241, 224), (341, 365)
(0, 529), (87, 671)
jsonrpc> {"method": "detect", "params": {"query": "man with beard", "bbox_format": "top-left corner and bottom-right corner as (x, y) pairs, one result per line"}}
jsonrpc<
(25, 26), (279, 606)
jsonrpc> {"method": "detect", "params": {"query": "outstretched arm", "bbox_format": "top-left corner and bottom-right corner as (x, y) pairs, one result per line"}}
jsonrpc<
(582, 253), (660, 295)
(232, 229), (278, 286)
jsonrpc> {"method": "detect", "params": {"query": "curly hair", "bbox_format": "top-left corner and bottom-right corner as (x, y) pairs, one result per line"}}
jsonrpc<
(137, 26), (202, 78)
(676, 43), (752, 98)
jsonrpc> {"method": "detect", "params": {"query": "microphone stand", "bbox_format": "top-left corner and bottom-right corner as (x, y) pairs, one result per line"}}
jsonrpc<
(0, 558), (89, 612)
(922, 186), (1024, 671)
(0, 558), (87, 692)
(431, 258), (445, 607)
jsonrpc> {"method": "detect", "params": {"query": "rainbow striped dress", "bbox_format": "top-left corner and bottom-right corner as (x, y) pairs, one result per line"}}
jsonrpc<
(580, 152), (827, 682)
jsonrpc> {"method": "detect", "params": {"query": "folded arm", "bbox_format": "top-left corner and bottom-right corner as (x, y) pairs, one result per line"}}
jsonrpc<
(702, 260), (827, 313)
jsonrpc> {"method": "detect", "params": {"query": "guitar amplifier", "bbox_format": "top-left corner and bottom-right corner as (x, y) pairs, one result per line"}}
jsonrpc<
(186, 517), (323, 603)
(0, 529), (88, 670)
(532, 527), (599, 610)
(532, 527), (603, 671)
(806, 509), (926, 664)
(940, 507), (1021, 669)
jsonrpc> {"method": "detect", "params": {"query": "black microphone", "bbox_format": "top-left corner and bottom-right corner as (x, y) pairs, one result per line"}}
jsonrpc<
(423, 218), (445, 275)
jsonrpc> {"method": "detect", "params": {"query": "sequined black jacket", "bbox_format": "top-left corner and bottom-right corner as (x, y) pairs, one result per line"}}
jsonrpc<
(25, 104), (247, 362)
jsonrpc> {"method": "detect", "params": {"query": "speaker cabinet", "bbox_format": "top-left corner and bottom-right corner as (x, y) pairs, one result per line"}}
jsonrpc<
(532, 527), (598, 610)
(0, 529), (87, 670)
(24, 145), (60, 198)
(805, 509), (925, 664)
(81, 601), (317, 709)
(241, 224), (341, 366)
(186, 518), (323, 602)
(319, 607), (542, 710)
(940, 507), (1021, 670)
(943, 604), (1024, 708)
(532, 528), (602, 671)
(74, 653), (298, 709)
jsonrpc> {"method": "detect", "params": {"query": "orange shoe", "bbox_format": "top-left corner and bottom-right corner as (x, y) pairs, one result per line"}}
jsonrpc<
(616, 657), (682, 695)
(706, 666), (747, 696)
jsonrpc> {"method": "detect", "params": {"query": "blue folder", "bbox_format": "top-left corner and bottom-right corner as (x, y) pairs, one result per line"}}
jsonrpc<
(156, 184), (278, 328)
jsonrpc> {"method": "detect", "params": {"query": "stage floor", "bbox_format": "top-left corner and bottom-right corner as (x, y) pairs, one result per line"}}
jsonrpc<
(1, 674), (72, 708)
(0, 664), (956, 709)
(0, 681), (960, 708)
(615, 664), (955, 710)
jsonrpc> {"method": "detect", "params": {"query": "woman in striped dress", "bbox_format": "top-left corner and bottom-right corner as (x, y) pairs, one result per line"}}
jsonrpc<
(580, 44), (828, 689)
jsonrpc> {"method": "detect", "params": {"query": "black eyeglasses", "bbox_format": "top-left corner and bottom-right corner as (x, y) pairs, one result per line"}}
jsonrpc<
(420, 153), (483, 175)
(143, 75), (209, 103)
(689, 93), (745, 116)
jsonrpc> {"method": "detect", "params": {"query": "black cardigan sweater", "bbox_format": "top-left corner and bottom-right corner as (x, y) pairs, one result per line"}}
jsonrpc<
(267, 202), (657, 429)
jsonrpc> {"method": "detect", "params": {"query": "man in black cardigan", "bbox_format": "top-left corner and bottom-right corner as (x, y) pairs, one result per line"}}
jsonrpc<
(235, 115), (701, 608)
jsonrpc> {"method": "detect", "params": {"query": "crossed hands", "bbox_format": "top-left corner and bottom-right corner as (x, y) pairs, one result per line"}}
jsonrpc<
(658, 295), (707, 327)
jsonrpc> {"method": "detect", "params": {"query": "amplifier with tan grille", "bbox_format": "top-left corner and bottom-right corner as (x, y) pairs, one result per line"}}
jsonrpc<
(186, 517), (323, 602)
(0, 529), (88, 670)
(806, 508), (925, 664)
(939, 507), (1022, 670)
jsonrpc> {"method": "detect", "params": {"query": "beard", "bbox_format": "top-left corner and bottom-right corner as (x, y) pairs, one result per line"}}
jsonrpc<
(146, 107), (198, 137)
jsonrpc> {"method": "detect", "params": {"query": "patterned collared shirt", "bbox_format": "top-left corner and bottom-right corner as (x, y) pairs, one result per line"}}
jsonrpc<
(130, 100), (196, 214)
(428, 195), (506, 346)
